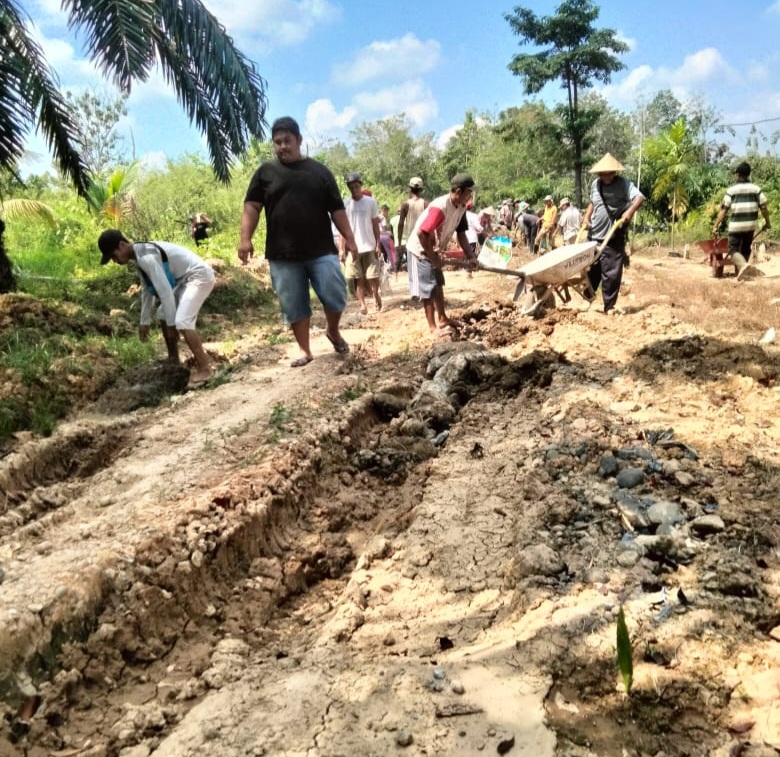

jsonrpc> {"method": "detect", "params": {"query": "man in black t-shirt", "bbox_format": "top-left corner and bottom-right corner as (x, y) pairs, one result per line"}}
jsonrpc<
(238, 117), (358, 367)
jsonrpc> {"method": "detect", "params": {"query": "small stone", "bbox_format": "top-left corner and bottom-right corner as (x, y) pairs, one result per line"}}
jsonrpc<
(615, 493), (651, 529)
(497, 734), (516, 754)
(690, 515), (725, 536)
(395, 729), (414, 747)
(617, 551), (640, 567)
(616, 468), (645, 489)
(662, 459), (681, 476)
(383, 634), (396, 647)
(617, 446), (653, 460)
(769, 626), (780, 642)
(598, 454), (619, 478)
(451, 680), (465, 694)
(647, 500), (678, 524)
(674, 471), (696, 488)
(432, 668), (446, 680)
(191, 550), (205, 568)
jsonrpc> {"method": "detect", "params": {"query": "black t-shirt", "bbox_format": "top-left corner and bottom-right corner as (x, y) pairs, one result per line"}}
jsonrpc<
(244, 157), (345, 261)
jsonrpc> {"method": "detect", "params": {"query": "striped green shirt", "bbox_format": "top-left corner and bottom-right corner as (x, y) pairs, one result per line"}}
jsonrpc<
(721, 181), (767, 233)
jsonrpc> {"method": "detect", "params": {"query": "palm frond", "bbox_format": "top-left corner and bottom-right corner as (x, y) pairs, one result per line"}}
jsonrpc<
(0, 0), (91, 194)
(1, 0), (267, 191)
(151, 0), (267, 181)
(61, 0), (156, 90)
(0, 198), (57, 227)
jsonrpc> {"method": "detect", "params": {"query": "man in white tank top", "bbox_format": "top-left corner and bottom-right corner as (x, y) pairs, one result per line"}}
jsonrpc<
(397, 176), (428, 270)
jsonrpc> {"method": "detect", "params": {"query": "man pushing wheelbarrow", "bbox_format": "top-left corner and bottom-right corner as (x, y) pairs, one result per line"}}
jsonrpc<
(711, 161), (771, 280)
(581, 153), (644, 315)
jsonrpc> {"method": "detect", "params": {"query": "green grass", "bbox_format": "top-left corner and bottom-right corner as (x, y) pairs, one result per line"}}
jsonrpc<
(266, 401), (296, 442)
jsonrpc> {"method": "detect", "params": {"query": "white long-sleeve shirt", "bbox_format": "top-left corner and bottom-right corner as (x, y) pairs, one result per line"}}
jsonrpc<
(135, 242), (214, 326)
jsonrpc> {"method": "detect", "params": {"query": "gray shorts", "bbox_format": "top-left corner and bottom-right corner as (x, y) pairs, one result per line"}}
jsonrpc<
(407, 254), (444, 300)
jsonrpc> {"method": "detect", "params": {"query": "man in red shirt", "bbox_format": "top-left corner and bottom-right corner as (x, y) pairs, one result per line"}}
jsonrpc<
(405, 173), (476, 336)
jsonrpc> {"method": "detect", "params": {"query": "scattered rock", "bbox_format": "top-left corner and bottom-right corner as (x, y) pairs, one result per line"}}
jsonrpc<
(508, 543), (565, 580)
(598, 454), (619, 478)
(674, 471), (696, 488)
(690, 515), (726, 536)
(615, 493), (651, 529)
(616, 468), (645, 489)
(647, 500), (682, 526)
(497, 733), (516, 754)
(395, 729), (414, 747)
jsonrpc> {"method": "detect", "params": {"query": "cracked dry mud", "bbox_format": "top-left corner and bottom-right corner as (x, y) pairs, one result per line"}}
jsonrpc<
(1, 250), (780, 757)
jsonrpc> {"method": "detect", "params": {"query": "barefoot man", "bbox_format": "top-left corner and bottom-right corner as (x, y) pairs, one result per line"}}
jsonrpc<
(406, 173), (477, 336)
(97, 229), (215, 388)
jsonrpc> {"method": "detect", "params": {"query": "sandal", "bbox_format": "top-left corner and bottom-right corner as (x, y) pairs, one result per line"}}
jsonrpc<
(291, 355), (314, 367)
(326, 333), (350, 354)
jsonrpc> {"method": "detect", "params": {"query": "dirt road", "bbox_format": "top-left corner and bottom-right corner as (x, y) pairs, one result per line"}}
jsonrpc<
(1, 250), (779, 757)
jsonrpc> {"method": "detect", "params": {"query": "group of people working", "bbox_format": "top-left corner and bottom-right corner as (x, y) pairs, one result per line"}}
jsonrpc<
(96, 116), (766, 386)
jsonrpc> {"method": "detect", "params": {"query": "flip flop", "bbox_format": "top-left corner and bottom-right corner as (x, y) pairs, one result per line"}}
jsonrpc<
(326, 333), (350, 354)
(291, 355), (314, 367)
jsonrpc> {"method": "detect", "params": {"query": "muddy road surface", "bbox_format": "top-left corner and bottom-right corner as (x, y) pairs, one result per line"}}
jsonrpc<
(1, 250), (780, 757)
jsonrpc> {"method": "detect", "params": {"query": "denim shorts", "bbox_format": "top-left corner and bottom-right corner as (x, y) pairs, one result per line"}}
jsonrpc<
(269, 255), (347, 324)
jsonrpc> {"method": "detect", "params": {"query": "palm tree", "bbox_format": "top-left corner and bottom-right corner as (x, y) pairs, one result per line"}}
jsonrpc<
(646, 118), (698, 252)
(85, 164), (138, 227)
(0, 0), (268, 196)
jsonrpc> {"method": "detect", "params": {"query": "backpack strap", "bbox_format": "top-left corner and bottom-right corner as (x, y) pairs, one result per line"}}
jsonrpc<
(137, 242), (174, 293)
(596, 177), (631, 221)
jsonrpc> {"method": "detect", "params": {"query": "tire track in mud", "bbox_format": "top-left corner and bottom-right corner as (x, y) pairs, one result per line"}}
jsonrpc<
(2, 283), (780, 757)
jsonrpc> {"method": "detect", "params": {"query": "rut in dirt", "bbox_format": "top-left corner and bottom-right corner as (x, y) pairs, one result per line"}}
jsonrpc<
(2, 300), (779, 757)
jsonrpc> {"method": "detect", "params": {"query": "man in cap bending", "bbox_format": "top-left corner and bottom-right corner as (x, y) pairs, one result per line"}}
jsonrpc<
(405, 173), (476, 336)
(582, 153), (644, 314)
(712, 161), (771, 280)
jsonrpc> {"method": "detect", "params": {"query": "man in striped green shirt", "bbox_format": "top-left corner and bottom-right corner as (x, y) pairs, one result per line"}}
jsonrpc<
(713, 161), (771, 280)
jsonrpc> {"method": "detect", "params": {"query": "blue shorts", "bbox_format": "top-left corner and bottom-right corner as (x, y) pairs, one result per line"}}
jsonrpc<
(269, 255), (347, 324)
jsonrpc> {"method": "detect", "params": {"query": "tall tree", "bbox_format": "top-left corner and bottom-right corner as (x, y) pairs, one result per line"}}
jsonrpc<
(505, 0), (627, 206)
(0, 0), (267, 196)
(349, 116), (436, 189)
(65, 90), (129, 178)
(645, 117), (698, 251)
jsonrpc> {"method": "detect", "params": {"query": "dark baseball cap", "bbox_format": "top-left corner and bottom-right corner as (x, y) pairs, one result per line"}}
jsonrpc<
(450, 172), (475, 191)
(97, 229), (127, 265)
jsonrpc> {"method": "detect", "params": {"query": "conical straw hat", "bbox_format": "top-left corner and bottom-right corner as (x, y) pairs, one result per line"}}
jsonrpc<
(589, 153), (624, 173)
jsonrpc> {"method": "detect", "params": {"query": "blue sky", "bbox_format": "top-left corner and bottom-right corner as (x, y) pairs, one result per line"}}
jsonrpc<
(21, 0), (780, 174)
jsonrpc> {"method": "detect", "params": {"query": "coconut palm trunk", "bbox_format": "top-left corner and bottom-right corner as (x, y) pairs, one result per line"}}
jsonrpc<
(0, 220), (16, 293)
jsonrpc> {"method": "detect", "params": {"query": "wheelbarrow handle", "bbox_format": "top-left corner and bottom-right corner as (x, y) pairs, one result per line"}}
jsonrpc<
(447, 259), (524, 277)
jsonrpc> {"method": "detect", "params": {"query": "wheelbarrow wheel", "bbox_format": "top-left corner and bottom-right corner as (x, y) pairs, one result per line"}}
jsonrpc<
(513, 280), (551, 316)
(710, 252), (724, 278)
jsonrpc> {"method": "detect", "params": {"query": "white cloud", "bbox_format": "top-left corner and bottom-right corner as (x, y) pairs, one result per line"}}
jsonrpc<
(768, 0), (780, 13)
(331, 33), (441, 88)
(202, 0), (340, 49)
(437, 124), (462, 150)
(305, 99), (358, 137)
(617, 31), (637, 52)
(600, 48), (737, 109)
(304, 78), (438, 143)
(352, 79), (438, 126)
(138, 151), (169, 172)
(27, 25), (100, 86)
